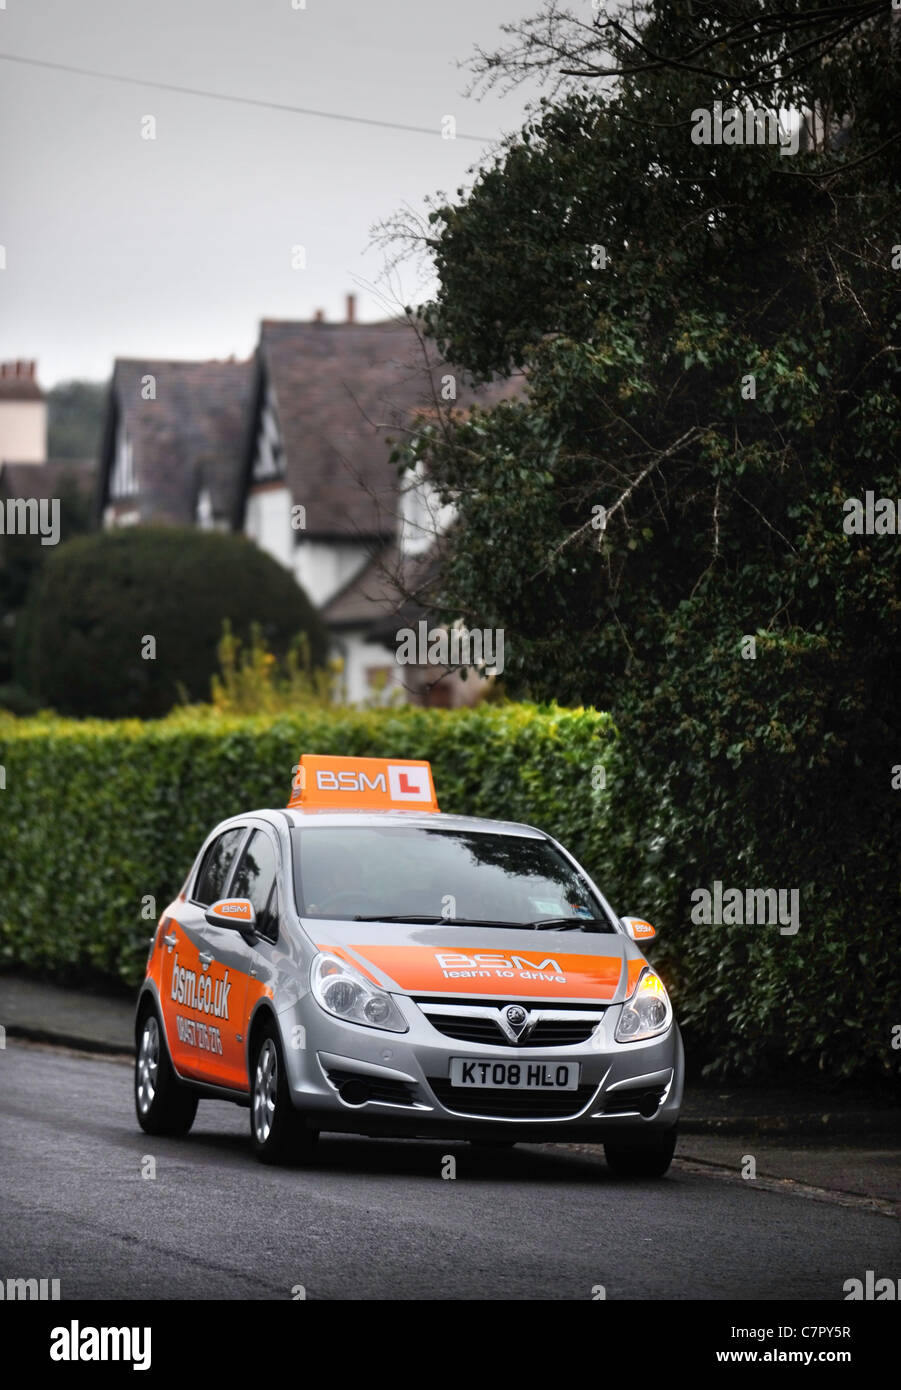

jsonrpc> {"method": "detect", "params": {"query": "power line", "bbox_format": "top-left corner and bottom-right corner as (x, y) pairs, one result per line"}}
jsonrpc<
(0, 51), (495, 142)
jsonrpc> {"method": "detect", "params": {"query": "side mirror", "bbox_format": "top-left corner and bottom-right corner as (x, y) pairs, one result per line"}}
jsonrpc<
(621, 916), (656, 941)
(205, 898), (257, 932)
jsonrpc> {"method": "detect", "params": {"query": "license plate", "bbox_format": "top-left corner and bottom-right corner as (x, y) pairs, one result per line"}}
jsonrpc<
(449, 1058), (580, 1090)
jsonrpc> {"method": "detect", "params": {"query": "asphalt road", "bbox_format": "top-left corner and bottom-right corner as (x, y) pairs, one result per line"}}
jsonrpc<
(1, 1042), (897, 1301)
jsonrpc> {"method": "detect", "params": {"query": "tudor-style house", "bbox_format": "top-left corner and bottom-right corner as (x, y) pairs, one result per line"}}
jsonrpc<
(96, 300), (518, 703)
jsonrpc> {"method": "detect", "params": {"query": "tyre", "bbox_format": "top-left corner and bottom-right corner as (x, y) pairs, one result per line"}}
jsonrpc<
(135, 1006), (198, 1136)
(250, 1020), (318, 1165)
(604, 1127), (677, 1178)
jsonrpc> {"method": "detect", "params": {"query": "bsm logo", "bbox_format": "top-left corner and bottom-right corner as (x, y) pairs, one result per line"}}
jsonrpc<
(317, 769), (385, 793)
(436, 953), (563, 973)
(316, 766), (431, 800)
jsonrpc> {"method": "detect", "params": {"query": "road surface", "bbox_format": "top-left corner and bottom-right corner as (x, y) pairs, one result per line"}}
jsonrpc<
(1, 1042), (897, 1300)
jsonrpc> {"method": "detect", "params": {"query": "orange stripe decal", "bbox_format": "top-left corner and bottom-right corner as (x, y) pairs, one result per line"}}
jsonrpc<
(316, 943), (385, 986)
(348, 945), (629, 1000)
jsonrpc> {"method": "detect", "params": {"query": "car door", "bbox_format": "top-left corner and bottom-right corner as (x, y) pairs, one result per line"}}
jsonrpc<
(160, 824), (249, 1086)
(196, 824), (281, 1091)
(225, 826), (283, 1064)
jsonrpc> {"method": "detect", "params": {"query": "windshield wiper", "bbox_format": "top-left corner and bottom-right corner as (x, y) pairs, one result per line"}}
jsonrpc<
(530, 917), (610, 931)
(352, 914), (608, 930)
(353, 914), (542, 928)
(353, 914), (446, 923)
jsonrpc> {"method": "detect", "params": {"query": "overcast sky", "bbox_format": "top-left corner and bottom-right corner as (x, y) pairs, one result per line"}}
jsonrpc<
(0, 0), (540, 386)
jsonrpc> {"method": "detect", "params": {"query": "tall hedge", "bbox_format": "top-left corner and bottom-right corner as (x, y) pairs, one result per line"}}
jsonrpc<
(1, 701), (896, 1084)
(0, 703), (614, 989)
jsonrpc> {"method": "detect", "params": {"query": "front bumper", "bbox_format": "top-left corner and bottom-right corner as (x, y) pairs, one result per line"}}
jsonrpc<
(276, 991), (684, 1144)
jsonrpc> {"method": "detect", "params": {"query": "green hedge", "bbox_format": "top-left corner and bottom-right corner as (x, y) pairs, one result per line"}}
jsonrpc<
(0, 704), (615, 989)
(2, 702), (895, 1084)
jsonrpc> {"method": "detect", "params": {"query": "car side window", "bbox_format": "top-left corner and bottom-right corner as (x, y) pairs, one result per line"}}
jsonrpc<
(258, 885), (279, 944)
(193, 828), (246, 907)
(231, 830), (279, 940)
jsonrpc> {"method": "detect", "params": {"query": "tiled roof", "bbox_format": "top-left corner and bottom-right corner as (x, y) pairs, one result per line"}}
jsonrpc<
(101, 358), (252, 524)
(255, 319), (520, 539)
(320, 542), (403, 627)
(322, 540), (443, 640)
(0, 368), (43, 401)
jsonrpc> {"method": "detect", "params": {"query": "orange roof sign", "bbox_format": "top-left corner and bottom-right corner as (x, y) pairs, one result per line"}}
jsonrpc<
(288, 755), (439, 812)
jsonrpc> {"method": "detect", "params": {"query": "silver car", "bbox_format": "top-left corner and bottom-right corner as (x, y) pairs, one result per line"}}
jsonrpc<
(135, 800), (683, 1176)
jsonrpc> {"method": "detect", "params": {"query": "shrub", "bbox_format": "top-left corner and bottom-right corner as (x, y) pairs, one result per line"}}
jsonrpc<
(17, 528), (328, 718)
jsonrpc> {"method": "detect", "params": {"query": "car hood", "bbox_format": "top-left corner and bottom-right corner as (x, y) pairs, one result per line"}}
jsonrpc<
(303, 918), (648, 1005)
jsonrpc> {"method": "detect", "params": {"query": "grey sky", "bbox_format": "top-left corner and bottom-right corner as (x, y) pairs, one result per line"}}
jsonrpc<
(0, 0), (540, 385)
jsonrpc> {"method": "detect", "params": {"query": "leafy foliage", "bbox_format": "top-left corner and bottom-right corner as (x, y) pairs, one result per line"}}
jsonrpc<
(46, 380), (106, 460)
(0, 471), (94, 694)
(390, 5), (901, 1078)
(210, 621), (340, 714)
(17, 528), (328, 718)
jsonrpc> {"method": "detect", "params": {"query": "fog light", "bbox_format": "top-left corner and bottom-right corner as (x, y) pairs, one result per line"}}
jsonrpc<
(338, 1078), (370, 1106)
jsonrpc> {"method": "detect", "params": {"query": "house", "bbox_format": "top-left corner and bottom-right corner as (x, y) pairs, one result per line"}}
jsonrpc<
(97, 356), (253, 529)
(96, 304), (519, 703)
(0, 361), (47, 465)
(0, 359), (98, 546)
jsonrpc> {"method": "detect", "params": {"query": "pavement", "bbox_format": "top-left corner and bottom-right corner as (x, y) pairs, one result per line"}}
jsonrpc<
(1, 971), (898, 1213)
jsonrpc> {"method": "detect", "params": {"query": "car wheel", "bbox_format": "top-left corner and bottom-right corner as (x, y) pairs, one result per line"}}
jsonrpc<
(135, 1007), (198, 1136)
(604, 1127), (677, 1178)
(250, 1021), (318, 1165)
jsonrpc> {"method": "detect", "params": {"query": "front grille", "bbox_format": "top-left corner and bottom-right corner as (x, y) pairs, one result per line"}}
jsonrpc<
(416, 999), (603, 1048)
(527, 1019), (599, 1047)
(602, 1086), (666, 1115)
(325, 1068), (418, 1108)
(428, 1017), (507, 1045)
(428, 1077), (597, 1119)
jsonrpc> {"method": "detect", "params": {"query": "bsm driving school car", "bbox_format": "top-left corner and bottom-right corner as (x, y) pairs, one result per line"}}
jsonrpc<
(135, 755), (683, 1174)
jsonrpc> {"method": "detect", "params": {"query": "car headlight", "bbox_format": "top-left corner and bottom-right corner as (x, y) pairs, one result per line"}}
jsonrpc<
(614, 968), (673, 1042)
(310, 953), (408, 1033)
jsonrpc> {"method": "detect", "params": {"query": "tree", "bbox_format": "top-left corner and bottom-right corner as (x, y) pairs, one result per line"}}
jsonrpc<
(18, 529), (328, 718)
(0, 474), (94, 702)
(389, 3), (901, 1078)
(46, 381), (107, 459)
(471, 2), (891, 118)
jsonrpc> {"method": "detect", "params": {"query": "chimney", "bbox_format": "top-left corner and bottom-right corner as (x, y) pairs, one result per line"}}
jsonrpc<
(313, 308), (325, 323)
(346, 293), (356, 325)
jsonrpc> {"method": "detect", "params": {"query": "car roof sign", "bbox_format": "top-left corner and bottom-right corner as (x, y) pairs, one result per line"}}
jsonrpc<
(288, 755), (439, 812)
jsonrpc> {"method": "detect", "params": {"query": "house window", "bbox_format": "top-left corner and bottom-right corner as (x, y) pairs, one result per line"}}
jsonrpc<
(110, 428), (138, 498)
(252, 386), (284, 482)
(196, 487), (214, 529)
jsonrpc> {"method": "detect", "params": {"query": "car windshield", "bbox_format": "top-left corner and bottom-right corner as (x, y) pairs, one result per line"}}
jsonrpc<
(290, 825), (614, 930)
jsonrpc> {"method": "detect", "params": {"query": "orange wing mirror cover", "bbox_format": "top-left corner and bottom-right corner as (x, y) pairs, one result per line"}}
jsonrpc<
(206, 898), (256, 930)
(622, 916), (656, 941)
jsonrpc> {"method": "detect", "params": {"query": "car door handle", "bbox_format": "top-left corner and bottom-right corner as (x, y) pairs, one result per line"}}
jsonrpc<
(163, 932), (177, 948)
(198, 951), (214, 968)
